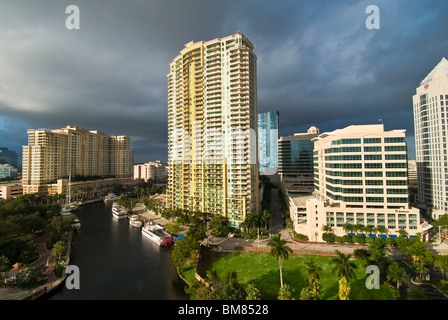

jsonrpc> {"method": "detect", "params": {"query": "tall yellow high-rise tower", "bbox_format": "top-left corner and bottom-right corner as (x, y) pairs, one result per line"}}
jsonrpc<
(167, 32), (259, 226)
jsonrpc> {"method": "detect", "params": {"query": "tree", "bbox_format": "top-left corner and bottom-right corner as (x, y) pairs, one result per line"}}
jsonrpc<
(278, 283), (294, 300)
(303, 259), (322, 285)
(52, 240), (66, 260)
(267, 234), (293, 288)
(333, 250), (357, 281)
(332, 250), (357, 300)
(16, 265), (46, 289)
(245, 282), (261, 300)
(434, 255), (448, 280)
(209, 270), (246, 300)
(0, 255), (10, 272)
(338, 277), (351, 300)
(321, 224), (333, 234)
(387, 262), (408, 289)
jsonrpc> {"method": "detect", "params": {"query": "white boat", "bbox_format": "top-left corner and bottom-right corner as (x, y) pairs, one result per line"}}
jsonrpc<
(72, 218), (81, 231)
(129, 215), (143, 228)
(60, 208), (72, 216)
(112, 202), (128, 219)
(104, 193), (120, 202)
(141, 222), (172, 246)
(67, 204), (79, 212)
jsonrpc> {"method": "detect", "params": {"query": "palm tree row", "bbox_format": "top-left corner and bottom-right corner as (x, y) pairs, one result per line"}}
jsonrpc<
(267, 233), (410, 299)
(241, 210), (271, 234)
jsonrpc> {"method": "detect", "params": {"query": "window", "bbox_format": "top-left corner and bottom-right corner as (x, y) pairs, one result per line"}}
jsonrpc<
(365, 163), (382, 169)
(385, 154), (406, 160)
(386, 172), (407, 177)
(384, 137), (405, 143)
(366, 197), (384, 203)
(364, 146), (382, 152)
(387, 197), (408, 203)
(366, 171), (383, 177)
(364, 138), (381, 144)
(365, 155), (382, 160)
(331, 138), (361, 145)
(386, 163), (407, 168)
(385, 146), (407, 152)
(387, 189), (408, 194)
(366, 188), (384, 194)
(386, 180), (407, 186)
(366, 180), (383, 185)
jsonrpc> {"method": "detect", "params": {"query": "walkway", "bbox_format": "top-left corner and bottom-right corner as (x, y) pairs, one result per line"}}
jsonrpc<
(0, 233), (63, 300)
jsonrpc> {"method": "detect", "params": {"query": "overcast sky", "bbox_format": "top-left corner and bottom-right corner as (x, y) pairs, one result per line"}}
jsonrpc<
(1, 0), (447, 163)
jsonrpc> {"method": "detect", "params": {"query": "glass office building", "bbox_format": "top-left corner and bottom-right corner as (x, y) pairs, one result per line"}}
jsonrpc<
(278, 126), (319, 193)
(257, 111), (279, 175)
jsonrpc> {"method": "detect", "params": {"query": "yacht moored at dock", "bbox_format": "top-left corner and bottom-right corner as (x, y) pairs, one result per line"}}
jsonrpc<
(104, 193), (120, 202)
(129, 215), (143, 228)
(141, 222), (172, 246)
(112, 202), (128, 220)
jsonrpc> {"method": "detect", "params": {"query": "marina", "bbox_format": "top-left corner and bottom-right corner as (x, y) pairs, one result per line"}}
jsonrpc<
(49, 201), (187, 300)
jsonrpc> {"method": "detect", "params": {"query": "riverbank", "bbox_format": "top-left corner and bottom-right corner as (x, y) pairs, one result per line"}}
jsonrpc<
(0, 231), (72, 300)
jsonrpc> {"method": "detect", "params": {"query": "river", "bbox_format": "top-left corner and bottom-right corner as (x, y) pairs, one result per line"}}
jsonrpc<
(49, 201), (188, 300)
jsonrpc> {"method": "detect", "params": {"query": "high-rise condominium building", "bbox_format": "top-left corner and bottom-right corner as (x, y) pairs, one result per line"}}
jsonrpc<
(257, 111), (279, 175)
(22, 125), (133, 194)
(413, 57), (448, 217)
(289, 124), (422, 241)
(134, 161), (168, 182)
(167, 32), (259, 226)
(278, 126), (319, 193)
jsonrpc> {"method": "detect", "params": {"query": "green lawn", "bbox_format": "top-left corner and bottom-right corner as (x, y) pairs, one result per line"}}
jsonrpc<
(205, 251), (397, 300)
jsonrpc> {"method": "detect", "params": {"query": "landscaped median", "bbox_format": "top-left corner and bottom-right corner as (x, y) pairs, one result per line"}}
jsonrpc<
(180, 246), (399, 300)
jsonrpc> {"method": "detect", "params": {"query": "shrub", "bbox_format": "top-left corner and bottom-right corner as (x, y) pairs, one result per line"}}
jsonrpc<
(342, 235), (352, 243)
(335, 236), (343, 243)
(295, 233), (309, 241)
(352, 235), (365, 244)
(365, 237), (375, 244)
(322, 233), (335, 243)
(385, 238), (396, 246)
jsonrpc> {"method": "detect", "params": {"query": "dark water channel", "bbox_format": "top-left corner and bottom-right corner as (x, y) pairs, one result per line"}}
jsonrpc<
(49, 201), (187, 300)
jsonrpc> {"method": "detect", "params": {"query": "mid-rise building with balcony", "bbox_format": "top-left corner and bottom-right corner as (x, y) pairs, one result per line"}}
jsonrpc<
(167, 32), (259, 226)
(22, 125), (133, 196)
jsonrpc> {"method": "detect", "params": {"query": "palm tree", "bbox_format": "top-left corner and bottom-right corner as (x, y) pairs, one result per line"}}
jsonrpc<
(267, 234), (293, 288)
(434, 255), (448, 280)
(304, 259), (323, 285)
(321, 224), (333, 234)
(332, 250), (357, 300)
(387, 262), (408, 289)
(332, 250), (357, 281)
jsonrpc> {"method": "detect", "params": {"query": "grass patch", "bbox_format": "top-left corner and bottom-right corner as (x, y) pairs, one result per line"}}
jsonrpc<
(181, 265), (196, 285)
(206, 251), (397, 300)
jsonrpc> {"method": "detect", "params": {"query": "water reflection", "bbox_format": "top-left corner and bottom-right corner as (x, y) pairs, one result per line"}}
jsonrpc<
(50, 201), (187, 300)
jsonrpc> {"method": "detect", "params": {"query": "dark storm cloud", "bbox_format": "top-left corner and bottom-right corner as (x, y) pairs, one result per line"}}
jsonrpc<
(0, 0), (447, 162)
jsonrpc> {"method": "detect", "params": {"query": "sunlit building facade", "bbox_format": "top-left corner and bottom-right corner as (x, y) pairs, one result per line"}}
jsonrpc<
(167, 33), (259, 226)
(289, 124), (423, 241)
(22, 125), (133, 195)
(413, 57), (448, 218)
